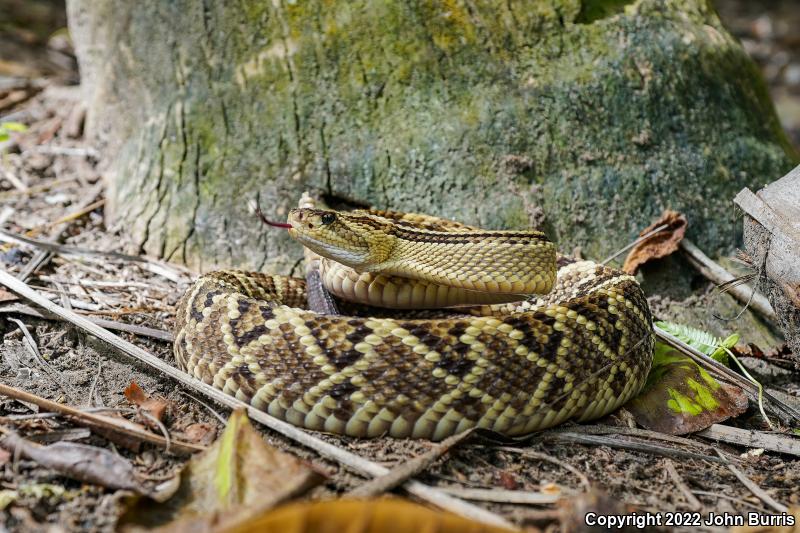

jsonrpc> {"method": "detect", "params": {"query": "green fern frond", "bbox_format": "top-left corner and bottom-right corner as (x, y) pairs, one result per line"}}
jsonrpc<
(655, 321), (738, 364)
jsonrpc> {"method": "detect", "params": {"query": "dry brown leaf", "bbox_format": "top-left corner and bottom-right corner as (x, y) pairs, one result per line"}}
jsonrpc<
(497, 471), (518, 490)
(124, 381), (168, 426)
(181, 423), (217, 446)
(119, 409), (325, 531)
(623, 210), (687, 274)
(223, 497), (521, 533)
(627, 345), (748, 435)
(123, 381), (148, 405)
(0, 432), (143, 493)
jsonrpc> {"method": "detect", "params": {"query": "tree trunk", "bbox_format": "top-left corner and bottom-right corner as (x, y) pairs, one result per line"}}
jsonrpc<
(66, 0), (796, 272)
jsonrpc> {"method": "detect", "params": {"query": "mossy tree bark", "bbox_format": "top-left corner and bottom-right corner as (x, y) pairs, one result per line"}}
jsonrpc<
(67, 0), (796, 273)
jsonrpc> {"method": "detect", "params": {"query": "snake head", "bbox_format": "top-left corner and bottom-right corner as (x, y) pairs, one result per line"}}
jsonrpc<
(287, 208), (393, 269)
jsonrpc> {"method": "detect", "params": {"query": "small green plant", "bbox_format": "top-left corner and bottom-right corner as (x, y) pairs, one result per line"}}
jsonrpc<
(0, 121), (27, 142)
(657, 321), (774, 429)
(656, 321), (738, 364)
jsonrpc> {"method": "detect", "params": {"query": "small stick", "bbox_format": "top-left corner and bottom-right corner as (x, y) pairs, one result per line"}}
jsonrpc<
(39, 277), (164, 290)
(679, 239), (776, 322)
(0, 383), (203, 455)
(691, 490), (772, 514)
(28, 145), (100, 158)
(697, 424), (800, 457)
(17, 251), (52, 283)
(0, 407), (136, 423)
(12, 184), (105, 283)
(493, 446), (591, 489)
(542, 424), (718, 454)
(1, 168), (28, 192)
(0, 268), (512, 529)
(8, 317), (76, 403)
(0, 303), (173, 342)
(0, 177), (77, 201)
(45, 199), (105, 228)
(0, 206), (15, 225)
(663, 459), (702, 511)
(437, 487), (562, 505)
(0, 228), (192, 283)
(544, 432), (726, 463)
(87, 358), (103, 408)
(601, 223), (669, 265)
(178, 391), (227, 424)
(28, 428), (92, 444)
(347, 429), (475, 498)
(715, 450), (788, 513)
(51, 280), (72, 311)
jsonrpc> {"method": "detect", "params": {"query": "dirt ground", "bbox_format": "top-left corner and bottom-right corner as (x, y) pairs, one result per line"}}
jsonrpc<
(0, 1), (799, 532)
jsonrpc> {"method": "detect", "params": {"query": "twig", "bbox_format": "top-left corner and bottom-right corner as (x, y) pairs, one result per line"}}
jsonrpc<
(492, 446), (590, 489)
(10, 288), (102, 311)
(87, 358), (103, 408)
(0, 206), (15, 225)
(0, 227), (190, 282)
(39, 277), (165, 291)
(663, 459), (702, 511)
(0, 303), (173, 341)
(0, 268), (512, 529)
(11, 184), (105, 283)
(0, 229), (155, 263)
(697, 424), (800, 457)
(691, 490), (771, 514)
(45, 199), (105, 228)
(0, 383), (203, 455)
(347, 429), (475, 498)
(28, 428), (92, 444)
(679, 239), (776, 322)
(723, 346), (774, 430)
(544, 432), (726, 463)
(0, 177), (77, 201)
(28, 145), (100, 159)
(17, 251), (52, 282)
(0, 407), (137, 423)
(1, 168), (28, 192)
(178, 391), (227, 424)
(601, 223), (669, 265)
(437, 487), (562, 505)
(8, 317), (76, 403)
(52, 280), (72, 311)
(138, 409), (172, 455)
(715, 450), (788, 513)
(541, 424), (717, 454)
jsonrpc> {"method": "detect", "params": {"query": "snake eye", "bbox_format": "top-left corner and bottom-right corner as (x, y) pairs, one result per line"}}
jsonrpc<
(320, 212), (336, 225)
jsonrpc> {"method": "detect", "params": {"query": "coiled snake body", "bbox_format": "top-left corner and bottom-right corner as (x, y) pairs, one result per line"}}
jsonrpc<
(174, 199), (654, 440)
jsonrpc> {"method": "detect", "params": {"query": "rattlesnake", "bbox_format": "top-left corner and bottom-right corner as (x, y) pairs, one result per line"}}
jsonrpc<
(174, 198), (654, 440)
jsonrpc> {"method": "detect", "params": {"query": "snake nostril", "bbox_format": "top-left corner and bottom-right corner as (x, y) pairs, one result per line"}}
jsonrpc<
(307, 223), (314, 229)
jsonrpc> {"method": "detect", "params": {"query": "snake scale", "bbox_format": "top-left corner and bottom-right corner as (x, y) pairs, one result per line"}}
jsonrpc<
(174, 197), (654, 441)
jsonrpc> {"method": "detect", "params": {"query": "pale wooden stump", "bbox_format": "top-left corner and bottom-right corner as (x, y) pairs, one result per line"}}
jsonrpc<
(736, 165), (800, 368)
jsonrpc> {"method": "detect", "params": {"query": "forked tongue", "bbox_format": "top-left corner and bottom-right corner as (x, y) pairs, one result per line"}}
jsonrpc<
(253, 202), (291, 229)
